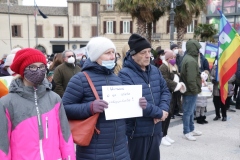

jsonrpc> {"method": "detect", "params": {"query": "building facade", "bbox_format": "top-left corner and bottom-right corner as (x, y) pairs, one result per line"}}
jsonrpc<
(0, 0), (201, 58)
(207, 0), (240, 36)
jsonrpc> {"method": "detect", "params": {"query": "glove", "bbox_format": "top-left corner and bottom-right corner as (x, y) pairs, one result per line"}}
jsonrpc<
(139, 97), (147, 109)
(91, 100), (108, 114)
(212, 79), (217, 84)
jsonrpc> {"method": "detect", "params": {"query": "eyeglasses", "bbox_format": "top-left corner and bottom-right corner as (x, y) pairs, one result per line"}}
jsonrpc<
(27, 65), (46, 72)
(115, 53), (121, 60)
(67, 55), (74, 58)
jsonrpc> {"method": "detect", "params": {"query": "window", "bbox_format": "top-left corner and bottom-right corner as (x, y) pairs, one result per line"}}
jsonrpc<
(103, 21), (116, 34)
(37, 25), (43, 37)
(120, 21), (132, 34)
(12, 25), (21, 37)
(91, 26), (98, 37)
(187, 21), (194, 33)
(107, 21), (113, 33)
(123, 21), (130, 33)
(237, 0), (240, 13)
(73, 26), (80, 37)
(207, 0), (222, 14)
(92, 3), (98, 16)
(73, 3), (80, 16)
(106, 0), (113, 10)
(55, 26), (64, 38)
(223, 0), (236, 14)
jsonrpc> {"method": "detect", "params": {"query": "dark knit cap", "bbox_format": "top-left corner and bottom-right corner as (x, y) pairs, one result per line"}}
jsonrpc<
(157, 50), (164, 55)
(170, 44), (178, 50)
(128, 34), (151, 55)
(11, 48), (47, 77)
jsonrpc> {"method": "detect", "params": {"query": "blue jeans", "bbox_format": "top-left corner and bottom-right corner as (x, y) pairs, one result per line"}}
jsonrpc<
(182, 95), (198, 134)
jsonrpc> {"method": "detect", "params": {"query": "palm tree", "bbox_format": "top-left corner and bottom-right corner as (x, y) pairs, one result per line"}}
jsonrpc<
(174, 0), (206, 46)
(115, 0), (165, 42)
(194, 23), (218, 42)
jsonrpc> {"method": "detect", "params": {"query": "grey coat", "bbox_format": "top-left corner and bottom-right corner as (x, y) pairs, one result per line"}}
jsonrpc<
(211, 65), (235, 96)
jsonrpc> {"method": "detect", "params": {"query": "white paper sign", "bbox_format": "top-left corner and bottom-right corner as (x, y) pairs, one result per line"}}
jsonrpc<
(198, 85), (213, 97)
(0, 76), (13, 89)
(102, 85), (142, 120)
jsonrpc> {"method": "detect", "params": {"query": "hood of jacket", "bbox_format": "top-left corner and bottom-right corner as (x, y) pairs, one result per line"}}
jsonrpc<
(81, 58), (113, 75)
(186, 39), (201, 58)
(9, 78), (52, 100)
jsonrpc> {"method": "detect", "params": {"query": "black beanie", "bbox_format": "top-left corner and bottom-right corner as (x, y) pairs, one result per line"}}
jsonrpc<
(170, 44), (178, 50)
(128, 34), (151, 55)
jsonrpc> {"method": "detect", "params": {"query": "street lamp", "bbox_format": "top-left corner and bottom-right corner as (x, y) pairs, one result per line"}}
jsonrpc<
(158, 0), (184, 47)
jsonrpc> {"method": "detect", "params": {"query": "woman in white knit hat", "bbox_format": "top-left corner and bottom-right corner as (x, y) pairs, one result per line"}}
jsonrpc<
(62, 37), (131, 160)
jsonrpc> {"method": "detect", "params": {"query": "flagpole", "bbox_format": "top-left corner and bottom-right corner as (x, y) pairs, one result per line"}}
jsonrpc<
(7, 0), (12, 50)
(34, 0), (38, 47)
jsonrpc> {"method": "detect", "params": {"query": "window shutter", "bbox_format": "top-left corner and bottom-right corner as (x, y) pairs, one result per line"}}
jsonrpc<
(113, 21), (116, 34)
(55, 26), (57, 37)
(92, 3), (97, 16)
(73, 3), (80, 16)
(103, 21), (106, 34)
(153, 22), (156, 33)
(11, 26), (14, 37)
(194, 20), (198, 29)
(91, 26), (97, 37)
(40, 25), (43, 37)
(79, 26), (81, 37)
(61, 27), (64, 37)
(120, 21), (123, 33)
(167, 20), (169, 34)
(18, 25), (21, 37)
(130, 21), (133, 33)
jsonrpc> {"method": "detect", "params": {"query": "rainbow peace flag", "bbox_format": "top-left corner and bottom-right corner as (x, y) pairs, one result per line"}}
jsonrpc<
(218, 10), (240, 104)
(204, 43), (218, 70)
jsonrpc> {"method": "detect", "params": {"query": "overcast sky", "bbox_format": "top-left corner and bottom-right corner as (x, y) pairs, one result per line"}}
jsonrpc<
(22, 0), (67, 7)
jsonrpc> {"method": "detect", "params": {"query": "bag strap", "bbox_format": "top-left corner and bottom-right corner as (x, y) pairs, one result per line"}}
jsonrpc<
(83, 72), (100, 100)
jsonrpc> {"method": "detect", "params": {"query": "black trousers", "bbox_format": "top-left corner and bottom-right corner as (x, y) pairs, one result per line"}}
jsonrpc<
(162, 113), (172, 137)
(213, 96), (231, 118)
(128, 134), (162, 160)
(234, 84), (239, 98)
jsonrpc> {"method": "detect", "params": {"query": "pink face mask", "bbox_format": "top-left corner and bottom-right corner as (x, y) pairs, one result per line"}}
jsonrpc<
(169, 59), (176, 66)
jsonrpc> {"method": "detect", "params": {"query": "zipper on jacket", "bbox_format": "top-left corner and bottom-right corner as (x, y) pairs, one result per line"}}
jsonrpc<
(46, 117), (48, 139)
(130, 119), (137, 139)
(105, 76), (116, 160)
(148, 84), (156, 136)
(34, 88), (44, 160)
(112, 120), (117, 160)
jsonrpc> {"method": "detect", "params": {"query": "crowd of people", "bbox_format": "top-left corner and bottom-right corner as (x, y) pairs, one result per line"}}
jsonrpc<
(0, 34), (240, 160)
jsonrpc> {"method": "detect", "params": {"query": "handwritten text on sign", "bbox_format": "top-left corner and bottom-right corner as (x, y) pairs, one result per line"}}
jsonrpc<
(102, 85), (142, 120)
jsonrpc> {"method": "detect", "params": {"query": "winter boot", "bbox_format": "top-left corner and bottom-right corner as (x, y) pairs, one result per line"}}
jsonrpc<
(196, 116), (204, 124)
(202, 115), (208, 124)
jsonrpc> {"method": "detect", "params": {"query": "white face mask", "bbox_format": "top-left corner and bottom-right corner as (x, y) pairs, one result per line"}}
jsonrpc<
(67, 57), (75, 64)
(160, 55), (165, 60)
(173, 49), (179, 54)
(7, 67), (15, 75)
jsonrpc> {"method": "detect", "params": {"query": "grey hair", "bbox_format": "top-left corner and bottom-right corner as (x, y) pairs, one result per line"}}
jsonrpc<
(62, 50), (74, 58)
(1, 53), (8, 59)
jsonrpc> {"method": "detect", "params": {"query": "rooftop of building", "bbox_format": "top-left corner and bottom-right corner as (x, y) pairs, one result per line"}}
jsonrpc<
(0, 4), (68, 16)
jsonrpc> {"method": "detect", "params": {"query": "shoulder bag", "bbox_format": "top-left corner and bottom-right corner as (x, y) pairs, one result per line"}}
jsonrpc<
(68, 72), (100, 146)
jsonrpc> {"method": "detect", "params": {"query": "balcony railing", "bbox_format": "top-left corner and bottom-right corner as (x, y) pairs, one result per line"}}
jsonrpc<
(102, 4), (115, 11)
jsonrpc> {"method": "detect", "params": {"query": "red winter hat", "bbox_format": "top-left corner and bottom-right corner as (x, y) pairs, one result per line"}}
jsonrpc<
(10, 48), (47, 77)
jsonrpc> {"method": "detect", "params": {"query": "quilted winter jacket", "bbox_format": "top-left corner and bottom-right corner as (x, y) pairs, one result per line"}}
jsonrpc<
(118, 53), (171, 138)
(62, 59), (130, 160)
(0, 78), (75, 160)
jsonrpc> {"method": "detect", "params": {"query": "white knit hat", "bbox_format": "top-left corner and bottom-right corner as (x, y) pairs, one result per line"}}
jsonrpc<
(4, 54), (15, 67)
(87, 37), (116, 62)
(11, 47), (21, 54)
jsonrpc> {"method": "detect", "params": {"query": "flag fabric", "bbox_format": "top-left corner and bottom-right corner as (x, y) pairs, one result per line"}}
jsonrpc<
(204, 43), (218, 70)
(34, 5), (48, 19)
(38, 7), (48, 19)
(217, 9), (240, 104)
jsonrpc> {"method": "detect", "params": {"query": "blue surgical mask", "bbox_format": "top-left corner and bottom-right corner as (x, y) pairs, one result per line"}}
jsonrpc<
(102, 60), (115, 69)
